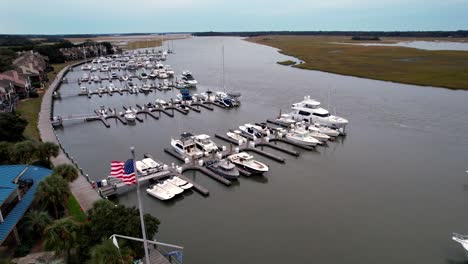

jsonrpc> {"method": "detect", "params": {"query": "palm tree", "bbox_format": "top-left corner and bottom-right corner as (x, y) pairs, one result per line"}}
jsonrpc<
(53, 164), (79, 182)
(88, 239), (132, 264)
(44, 217), (80, 260)
(23, 210), (52, 236)
(11, 140), (37, 164)
(39, 141), (60, 163)
(36, 174), (70, 218)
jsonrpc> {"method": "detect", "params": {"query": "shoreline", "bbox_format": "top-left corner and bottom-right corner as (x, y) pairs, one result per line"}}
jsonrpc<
(246, 36), (468, 90)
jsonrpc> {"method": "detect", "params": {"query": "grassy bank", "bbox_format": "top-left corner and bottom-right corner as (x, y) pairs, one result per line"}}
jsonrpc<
(16, 61), (80, 140)
(247, 36), (468, 90)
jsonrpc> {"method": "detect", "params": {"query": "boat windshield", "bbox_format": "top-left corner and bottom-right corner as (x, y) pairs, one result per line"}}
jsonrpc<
(303, 103), (319, 109)
(313, 113), (330, 118)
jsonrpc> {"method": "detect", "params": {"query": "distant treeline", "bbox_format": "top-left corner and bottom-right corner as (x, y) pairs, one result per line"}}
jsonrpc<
(351, 36), (381, 41)
(192, 31), (468, 38)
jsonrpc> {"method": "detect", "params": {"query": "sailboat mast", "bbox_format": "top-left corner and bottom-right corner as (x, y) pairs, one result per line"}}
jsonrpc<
(222, 45), (225, 92)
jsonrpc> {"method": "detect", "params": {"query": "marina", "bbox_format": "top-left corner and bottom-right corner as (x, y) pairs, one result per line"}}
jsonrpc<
(51, 37), (468, 264)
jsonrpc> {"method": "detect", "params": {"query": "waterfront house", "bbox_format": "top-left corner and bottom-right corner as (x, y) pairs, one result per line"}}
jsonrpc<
(0, 70), (32, 99)
(13, 51), (49, 87)
(0, 165), (51, 246)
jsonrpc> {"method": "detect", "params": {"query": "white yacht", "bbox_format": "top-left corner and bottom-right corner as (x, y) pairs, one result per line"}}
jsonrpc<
(192, 134), (219, 154)
(227, 130), (247, 144)
(310, 123), (340, 137)
(146, 184), (174, 201)
(290, 96), (348, 130)
(167, 176), (193, 190)
(227, 152), (269, 174)
(81, 64), (92, 71)
(181, 71), (197, 87)
(158, 69), (169, 79)
(110, 62), (119, 69)
(285, 129), (320, 146)
(171, 132), (204, 159)
(165, 66), (175, 77)
(100, 64), (109, 72)
(124, 109), (136, 122)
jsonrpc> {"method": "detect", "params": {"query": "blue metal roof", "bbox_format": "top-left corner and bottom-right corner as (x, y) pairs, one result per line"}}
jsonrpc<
(0, 165), (25, 204)
(0, 165), (51, 244)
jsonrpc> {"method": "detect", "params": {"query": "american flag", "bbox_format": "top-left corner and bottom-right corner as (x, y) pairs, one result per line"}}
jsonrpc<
(110, 159), (137, 185)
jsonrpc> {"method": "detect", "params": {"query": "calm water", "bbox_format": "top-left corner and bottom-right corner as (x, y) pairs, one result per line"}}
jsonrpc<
(54, 37), (468, 264)
(337, 40), (468, 51)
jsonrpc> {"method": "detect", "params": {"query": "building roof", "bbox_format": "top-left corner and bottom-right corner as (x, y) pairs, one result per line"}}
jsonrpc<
(0, 165), (51, 245)
(0, 70), (27, 87)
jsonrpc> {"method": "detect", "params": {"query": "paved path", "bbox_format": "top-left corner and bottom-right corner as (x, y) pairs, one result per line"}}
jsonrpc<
(38, 63), (101, 212)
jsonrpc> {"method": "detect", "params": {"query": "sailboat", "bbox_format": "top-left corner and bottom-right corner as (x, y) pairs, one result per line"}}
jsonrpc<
(214, 45), (240, 107)
(81, 44), (92, 71)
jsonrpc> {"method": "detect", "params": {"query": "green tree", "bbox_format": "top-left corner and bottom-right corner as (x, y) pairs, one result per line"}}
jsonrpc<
(53, 164), (79, 182)
(11, 140), (37, 164)
(38, 141), (60, 164)
(88, 239), (132, 264)
(0, 141), (13, 164)
(77, 200), (160, 261)
(23, 210), (52, 236)
(44, 217), (80, 260)
(36, 174), (70, 218)
(0, 112), (27, 142)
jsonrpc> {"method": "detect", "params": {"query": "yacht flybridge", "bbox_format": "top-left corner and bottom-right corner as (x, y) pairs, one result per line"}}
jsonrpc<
(290, 96), (348, 130)
(171, 132), (204, 159)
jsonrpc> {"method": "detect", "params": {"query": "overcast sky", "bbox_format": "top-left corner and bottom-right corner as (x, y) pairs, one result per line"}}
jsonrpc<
(2, 0), (468, 34)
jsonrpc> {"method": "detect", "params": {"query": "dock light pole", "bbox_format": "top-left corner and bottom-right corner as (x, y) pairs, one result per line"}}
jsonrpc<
(131, 146), (151, 264)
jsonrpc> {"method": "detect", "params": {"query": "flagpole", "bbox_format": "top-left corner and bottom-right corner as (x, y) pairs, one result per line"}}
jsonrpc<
(131, 146), (151, 264)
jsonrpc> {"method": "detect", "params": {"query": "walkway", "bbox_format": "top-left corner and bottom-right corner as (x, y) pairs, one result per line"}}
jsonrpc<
(38, 62), (101, 212)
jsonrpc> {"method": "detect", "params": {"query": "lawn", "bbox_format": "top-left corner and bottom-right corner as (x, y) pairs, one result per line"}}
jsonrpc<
(66, 194), (87, 222)
(247, 35), (468, 90)
(15, 61), (80, 141)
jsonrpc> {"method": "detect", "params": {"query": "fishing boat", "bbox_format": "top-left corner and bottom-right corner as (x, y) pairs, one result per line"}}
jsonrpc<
(146, 184), (174, 201)
(171, 132), (204, 159)
(227, 152), (269, 174)
(192, 134), (219, 154)
(227, 130), (247, 144)
(140, 158), (161, 173)
(275, 114), (296, 126)
(206, 159), (240, 180)
(157, 180), (184, 195)
(285, 129), (320, 146)
(309, 123), (340, 137)
(124, 109), (136, 122)
(167, 176), (193, 190)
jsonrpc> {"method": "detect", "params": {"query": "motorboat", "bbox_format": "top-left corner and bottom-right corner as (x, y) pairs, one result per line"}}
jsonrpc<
(141, 84), (151, 93)
(135, 160), (150, 175)
(239, 125), (262, 139)
(93, 75), (100, 83)
(140, 72), (148, 79)
(81, 64), (92, 71)
(120, 63), (127, 70)
(290, 96), (348, 129)
(127, 81), (135, 89)
(149, 72), (157, 79)
(165, 66), (175, 77)
(156, 180), (184, 195)
(81, 74), (89, 82)
(206, 159), (240, 180)
(181, 71), (197, 87)
(124, 109), (137, 122)
(136, 62), (144, 68)
(214, 92), (234, 107)
(155, 62), (164, 69)
(158, 69), (169, 79)
(306, 124), (333, 141)
(171, 132), (204, 159)
(227, 152), (269, 174)
(111, 72), (119, 79)
(110, 62), (119, 69)
(176, 89), (192, 101)
(198, 91), (216, 102)
(79, 86), (88, 94)
(285, 129), (320, 146)
(121, 75), (129, 81)
(453, 233), (468, 254)
(310, 123), (340, 137)
(141, 158), (162, 173)
(275, 114), (296, 126)
(108, 83), (115, 92)
(91, 66), (98, 72)
(244, 123), (268, 136)
(192, 134), (219, 154)
(155, 98), (168, 106)
(100, 64), (109, 72)
(227, 130), (247, 144)
(146, 184), (174, 201)
(167, 176), (193, 190)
